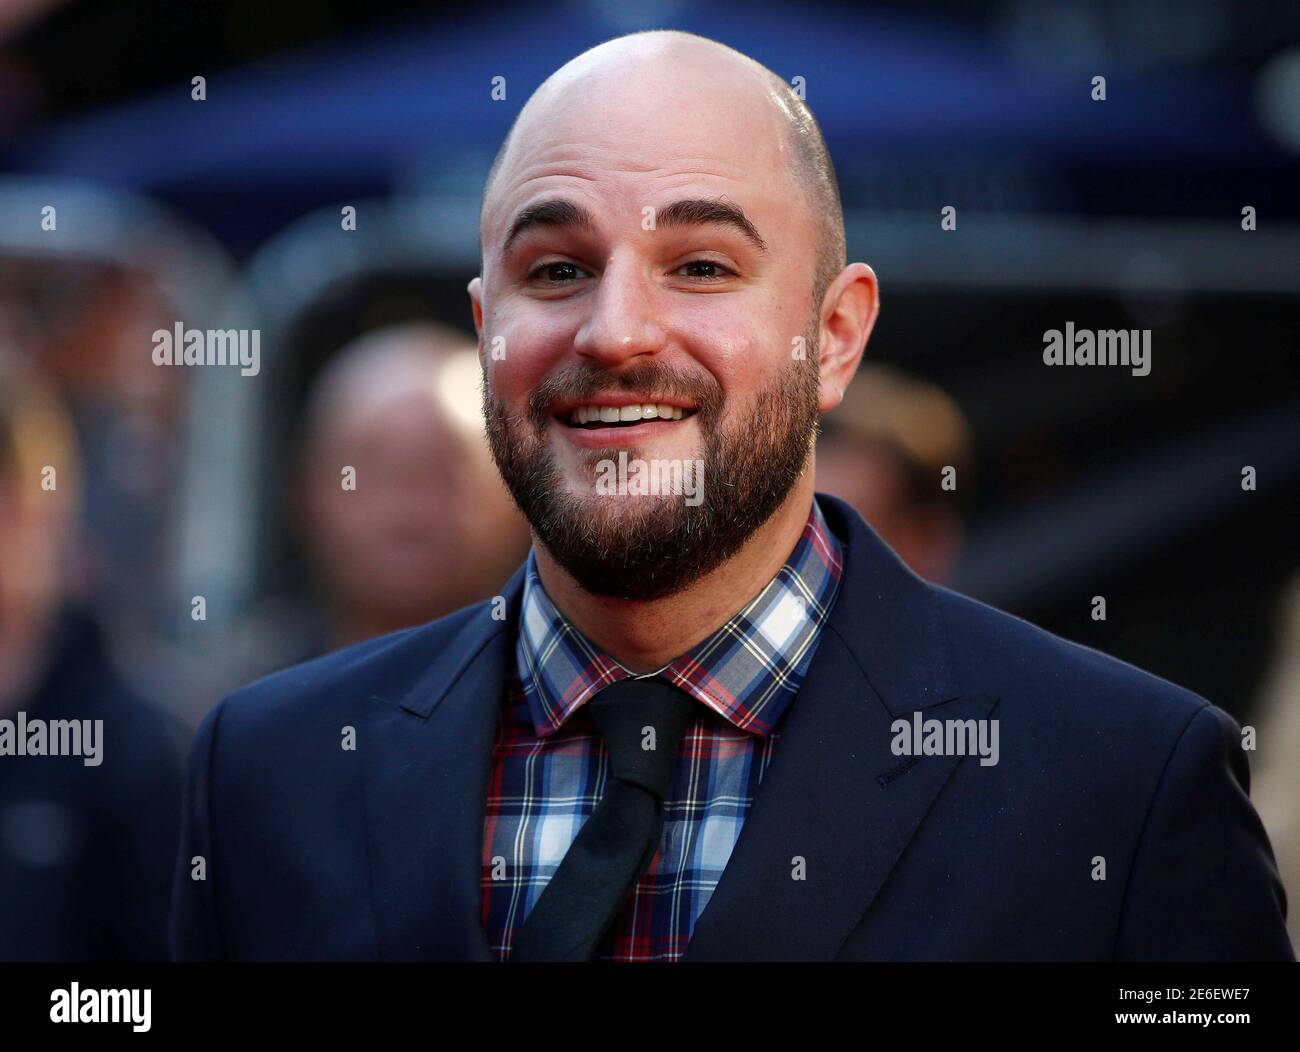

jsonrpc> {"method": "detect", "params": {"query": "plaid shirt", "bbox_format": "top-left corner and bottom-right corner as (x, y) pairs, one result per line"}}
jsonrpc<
(481, 497), (845, 961)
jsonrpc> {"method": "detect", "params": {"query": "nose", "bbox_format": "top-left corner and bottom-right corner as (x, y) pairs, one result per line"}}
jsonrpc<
(572, 253), (667, 367)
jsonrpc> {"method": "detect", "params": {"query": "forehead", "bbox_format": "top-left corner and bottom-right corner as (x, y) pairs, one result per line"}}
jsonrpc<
(485, 57), (800, 239)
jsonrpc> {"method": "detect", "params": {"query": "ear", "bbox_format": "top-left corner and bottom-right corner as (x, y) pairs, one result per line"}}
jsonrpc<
(816, 263), (879, 413)
(467, 275), (487, 369)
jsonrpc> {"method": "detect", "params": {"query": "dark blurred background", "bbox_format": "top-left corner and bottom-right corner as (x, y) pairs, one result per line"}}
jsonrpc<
(0, 0), (1297, 958)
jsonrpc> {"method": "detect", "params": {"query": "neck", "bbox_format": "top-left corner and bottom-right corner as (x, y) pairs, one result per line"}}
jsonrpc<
(533, 477), (816, 674)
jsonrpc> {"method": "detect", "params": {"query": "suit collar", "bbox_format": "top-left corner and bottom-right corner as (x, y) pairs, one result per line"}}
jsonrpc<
(390, 560), (526, 719)
(811, 492), (962, 714)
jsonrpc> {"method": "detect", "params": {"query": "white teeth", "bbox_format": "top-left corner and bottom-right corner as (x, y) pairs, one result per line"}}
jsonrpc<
(565, 403), (692, 425)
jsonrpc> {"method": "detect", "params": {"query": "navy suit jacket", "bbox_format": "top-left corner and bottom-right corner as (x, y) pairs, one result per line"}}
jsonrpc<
(170, 493), (1293, 960)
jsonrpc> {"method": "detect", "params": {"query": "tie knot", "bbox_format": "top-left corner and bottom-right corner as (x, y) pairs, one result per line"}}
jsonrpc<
(585, 677), (698, 798)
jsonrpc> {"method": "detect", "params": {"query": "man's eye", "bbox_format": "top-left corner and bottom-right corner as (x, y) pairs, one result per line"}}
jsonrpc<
(529, 261), (587, 283)
(677, 260), (735, 280)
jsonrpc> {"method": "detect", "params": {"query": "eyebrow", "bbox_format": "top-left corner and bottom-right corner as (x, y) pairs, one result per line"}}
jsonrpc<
(656, 198), (768, 254)
(503, 198), (596, 252)
(502, 196), (768, 255)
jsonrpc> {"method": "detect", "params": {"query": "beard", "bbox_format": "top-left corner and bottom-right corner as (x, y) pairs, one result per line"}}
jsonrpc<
(484, 322), (821, 601)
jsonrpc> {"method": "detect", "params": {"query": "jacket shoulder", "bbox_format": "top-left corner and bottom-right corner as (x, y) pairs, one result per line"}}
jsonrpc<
(207, 600), (493, 739)
(930, 583), (1212, 728)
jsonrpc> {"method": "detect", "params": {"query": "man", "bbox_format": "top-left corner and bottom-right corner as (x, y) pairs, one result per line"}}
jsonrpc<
(170, 30), (1292, 961)
(816, 364), (971, 584)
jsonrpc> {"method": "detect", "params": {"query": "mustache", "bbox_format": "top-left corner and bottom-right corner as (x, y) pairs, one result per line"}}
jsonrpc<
(526, 361), (724, 428)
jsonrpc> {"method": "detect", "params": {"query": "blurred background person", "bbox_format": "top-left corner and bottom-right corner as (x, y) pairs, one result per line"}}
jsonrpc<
(286, 322), (529, 656)
(0, 259), (184, 658)
(0, 350), (182, 960)
(816, 364), (971, 583)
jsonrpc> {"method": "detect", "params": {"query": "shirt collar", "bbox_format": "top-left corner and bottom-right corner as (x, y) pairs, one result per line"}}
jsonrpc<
(514, 496), (844, 739)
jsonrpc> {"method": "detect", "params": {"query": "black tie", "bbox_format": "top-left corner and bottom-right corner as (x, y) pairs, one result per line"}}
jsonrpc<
(509, 677), (698, 962)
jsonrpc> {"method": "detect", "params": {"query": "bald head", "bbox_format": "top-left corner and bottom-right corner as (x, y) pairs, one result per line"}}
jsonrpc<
(481, 30), (845, 311)
(301, 323), (485, 459)
(296, 323), (529, 641)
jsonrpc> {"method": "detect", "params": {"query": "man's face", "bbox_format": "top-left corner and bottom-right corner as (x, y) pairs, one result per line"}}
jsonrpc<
(472, 50), (824, 600)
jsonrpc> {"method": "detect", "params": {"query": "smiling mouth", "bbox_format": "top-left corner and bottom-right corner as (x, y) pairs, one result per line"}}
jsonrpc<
(557, 404), (698, 429)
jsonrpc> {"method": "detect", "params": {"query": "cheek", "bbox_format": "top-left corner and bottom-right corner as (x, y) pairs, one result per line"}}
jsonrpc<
(673, 295), (790, 387)
(484, 304), (575, 401)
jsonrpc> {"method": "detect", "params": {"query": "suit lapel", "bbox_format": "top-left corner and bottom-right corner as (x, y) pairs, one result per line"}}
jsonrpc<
(363, 563), (526, 960)
(683, 494), (998, 960)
